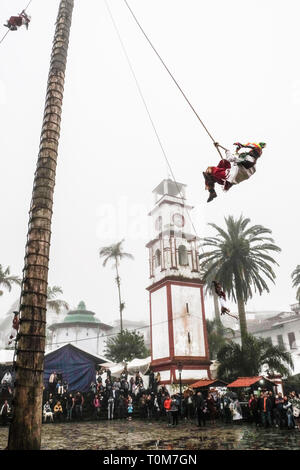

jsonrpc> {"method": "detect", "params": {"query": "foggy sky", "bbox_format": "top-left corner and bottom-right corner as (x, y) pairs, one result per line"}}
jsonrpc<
(0, 0), (299, 325)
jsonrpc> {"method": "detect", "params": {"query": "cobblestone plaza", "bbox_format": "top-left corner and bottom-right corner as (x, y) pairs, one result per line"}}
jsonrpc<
(1, 421), (300, 450)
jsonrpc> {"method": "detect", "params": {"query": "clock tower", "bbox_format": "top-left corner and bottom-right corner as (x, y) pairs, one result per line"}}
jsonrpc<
(146, 179), (211, 385)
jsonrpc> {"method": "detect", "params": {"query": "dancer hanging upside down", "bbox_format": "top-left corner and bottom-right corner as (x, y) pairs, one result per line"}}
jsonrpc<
(4, 11), (31, 31)
(203, 141), (266, 202)
(212, 281), (238, 320)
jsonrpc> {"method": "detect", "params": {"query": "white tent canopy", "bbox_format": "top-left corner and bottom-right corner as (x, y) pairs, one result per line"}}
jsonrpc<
(109, 356), (151, 377)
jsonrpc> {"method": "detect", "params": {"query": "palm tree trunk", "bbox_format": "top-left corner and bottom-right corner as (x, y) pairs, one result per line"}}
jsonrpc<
(115, 261), (123, 333)
(213, 291), (221, 324)
(8, 0), (74, 450)
(234, 275), (248, 347)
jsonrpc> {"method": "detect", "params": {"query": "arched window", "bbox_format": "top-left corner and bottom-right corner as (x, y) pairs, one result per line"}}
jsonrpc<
(155, 249), (161, 268)
(178, 245), (188, 266)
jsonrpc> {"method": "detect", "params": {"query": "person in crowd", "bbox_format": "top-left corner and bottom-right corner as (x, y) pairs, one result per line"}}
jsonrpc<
(146, 393), (154, 419)
(107, 394), (115, 420)
(127, 396), (133, 421)
(63, 380), (68, 394)
(139, 393), (147, 419)
(117, 392), (127, 419)
(283, 395), (295, 430)
(66, 393), (74, 421)
(291, 393), (300, 431)
(57, 380), (64, 396)
(90, 382), (97, 395)
(153, 394), (161, 420)
(274, 392), (285, 428)
(0, 400), (11, 426)
(223, 394), (233, 424)
(195, 391), (207, 427)
(43, 401), (54, 423)
(184, 389), (194, 421)
(53, 400), (63, 422)
(268, 391), (276, 424)
(231, 397), (243, 424)
(164, 394), (172, 426)
(248, 393), (260, 426)
(74, 391), (84, 420)
(259, 391), (272, 428)
(48, 371), (57, 394)
(170, 395), (179, 426)
(207, 393), (217, 424)
(93, 394), (102, 420)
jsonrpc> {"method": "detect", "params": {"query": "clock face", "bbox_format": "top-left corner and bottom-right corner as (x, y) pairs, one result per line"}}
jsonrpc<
(173, 213), (185, 228)
(155, 216), (162, 231)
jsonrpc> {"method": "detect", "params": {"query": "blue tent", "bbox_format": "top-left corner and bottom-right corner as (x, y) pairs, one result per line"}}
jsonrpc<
(44, 344), (107, 392)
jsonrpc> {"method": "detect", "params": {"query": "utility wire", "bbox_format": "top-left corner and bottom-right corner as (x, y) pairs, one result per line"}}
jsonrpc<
(47, 311), (207, 347)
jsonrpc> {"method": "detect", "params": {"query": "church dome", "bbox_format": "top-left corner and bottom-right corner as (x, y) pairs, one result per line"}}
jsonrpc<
(62, 301), (101, 324)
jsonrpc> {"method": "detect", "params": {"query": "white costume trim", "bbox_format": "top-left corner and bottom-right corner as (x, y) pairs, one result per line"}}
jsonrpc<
(225, 150), (256, 185)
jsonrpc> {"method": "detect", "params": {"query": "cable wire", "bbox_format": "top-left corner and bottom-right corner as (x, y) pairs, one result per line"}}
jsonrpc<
(104, 0), (203, 252)
(122, 0), (223, 160)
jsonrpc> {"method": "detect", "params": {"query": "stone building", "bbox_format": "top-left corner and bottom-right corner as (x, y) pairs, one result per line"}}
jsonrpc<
(47, 301), (113, 357)
(231, 303), (300, 375)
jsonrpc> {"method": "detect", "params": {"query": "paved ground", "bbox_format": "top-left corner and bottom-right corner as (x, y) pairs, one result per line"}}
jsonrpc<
(1, 420), (300, 450)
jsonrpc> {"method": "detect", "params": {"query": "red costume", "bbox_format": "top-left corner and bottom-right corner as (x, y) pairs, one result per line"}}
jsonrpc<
(4, 12), (30, 31)
(208, 159), (231, 186)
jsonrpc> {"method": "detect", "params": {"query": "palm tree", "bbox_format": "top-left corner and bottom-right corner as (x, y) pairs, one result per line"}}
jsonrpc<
(199, 215), (281, 347)
(217, 335), (294, 383)
(47, 286), (69, 314)
(292, 265), (300, 302)
(206, 318), (235, 360)
(8, 0), (75, 450)
(99, 239), (134, 333)
(0, 265), (21, 296)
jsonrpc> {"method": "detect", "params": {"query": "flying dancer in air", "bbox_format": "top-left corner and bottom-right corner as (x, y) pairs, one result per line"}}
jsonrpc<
(4, 10), (31, 31)
(203, 142), (266, 202)
(212, 281), (238, 320)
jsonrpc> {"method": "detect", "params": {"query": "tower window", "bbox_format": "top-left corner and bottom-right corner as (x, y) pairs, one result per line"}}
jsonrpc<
(186, 303), (189, 314)
(188, 332), (191, 344)
(155, 249), (161, 268)
(178, 245), (188, 266)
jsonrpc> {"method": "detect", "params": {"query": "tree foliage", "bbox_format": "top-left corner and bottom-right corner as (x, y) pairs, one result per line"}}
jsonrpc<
(206, 318), (235, 360)
(291, 265), (300, 302)
(46, 286), (69, 314)
(217, 334), (294, 383)
(199, 215), (281, 344)
(0, 265), (21, 296)
(105, 329), (149, 363)
(99, 240), (134, 333)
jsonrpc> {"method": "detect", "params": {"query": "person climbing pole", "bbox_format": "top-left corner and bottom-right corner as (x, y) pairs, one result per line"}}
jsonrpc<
(212, 281), (238, 320)
(8, 311), (20, 346)
(203, 142), (266, 202)
(4, 10), (31, 31)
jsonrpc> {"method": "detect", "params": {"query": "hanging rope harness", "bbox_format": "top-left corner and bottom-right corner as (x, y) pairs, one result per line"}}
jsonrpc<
(122, 0), (223, 160)
(0, 0), (33, 45)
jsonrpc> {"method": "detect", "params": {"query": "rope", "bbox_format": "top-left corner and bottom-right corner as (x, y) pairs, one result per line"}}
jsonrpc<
(122, 0), (223, 160)
(104, 0), (203, 249)
(0, 0), (33, 46)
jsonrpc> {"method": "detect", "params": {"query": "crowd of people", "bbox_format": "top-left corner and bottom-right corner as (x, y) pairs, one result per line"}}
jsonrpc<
(247, 390), (300, 430)
(1, 366), (300, 432)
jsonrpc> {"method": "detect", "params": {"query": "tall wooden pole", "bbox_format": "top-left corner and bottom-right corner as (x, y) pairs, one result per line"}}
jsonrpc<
(8, 0), (74, 450)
